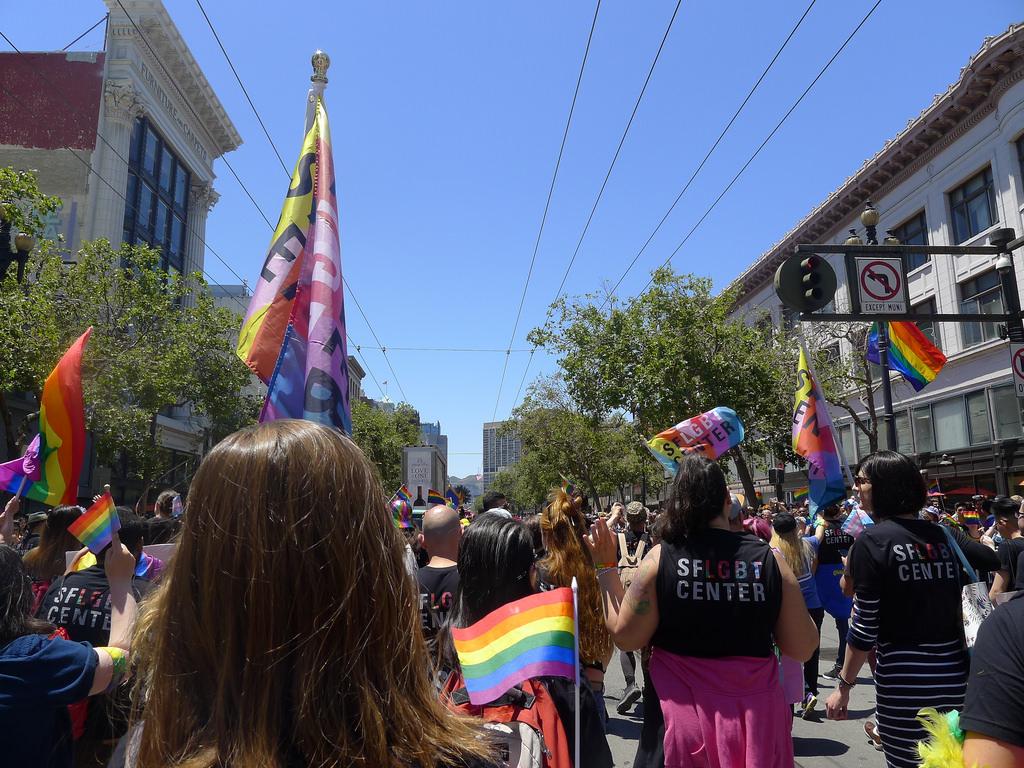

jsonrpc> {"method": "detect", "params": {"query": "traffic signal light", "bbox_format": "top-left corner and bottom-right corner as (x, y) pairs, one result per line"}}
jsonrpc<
(774, 253), (837, 313)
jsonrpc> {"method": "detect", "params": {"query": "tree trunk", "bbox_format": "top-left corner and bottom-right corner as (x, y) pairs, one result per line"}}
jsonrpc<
(0, 392), (17, 460)
(138, 412), (159, 514)
(732, 448), (758, 504)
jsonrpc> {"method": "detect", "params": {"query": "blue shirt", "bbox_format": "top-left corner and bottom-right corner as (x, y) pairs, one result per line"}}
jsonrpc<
(797, 537), (822, 610)
(0, 634), (96, 768)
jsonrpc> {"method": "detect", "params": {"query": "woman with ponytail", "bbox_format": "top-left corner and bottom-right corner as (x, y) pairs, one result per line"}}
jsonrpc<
(540, 489), (614, 718)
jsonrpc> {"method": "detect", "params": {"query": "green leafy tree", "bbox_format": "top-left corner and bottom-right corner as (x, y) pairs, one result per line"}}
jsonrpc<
(531, 267), (796, 500)
(0, 167), (61, 237)
(453, 483), (473, 506)
(0, 238), (258, 492)
(350, 400), (421, 492)
(497, 375), (663, 509)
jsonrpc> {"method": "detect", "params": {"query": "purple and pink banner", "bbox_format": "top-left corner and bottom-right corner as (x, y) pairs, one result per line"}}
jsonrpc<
(241, 97), (351, 433)
(793, 347), (847, 514)
(647, 407), (745, 474)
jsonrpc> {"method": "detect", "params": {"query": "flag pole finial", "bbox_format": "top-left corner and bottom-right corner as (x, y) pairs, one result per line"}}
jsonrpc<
(311, 50), (330, 84)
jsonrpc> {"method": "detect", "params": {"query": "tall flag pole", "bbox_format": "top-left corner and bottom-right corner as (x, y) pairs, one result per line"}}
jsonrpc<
(571, 576), (580, 768)
(793, 339), (849, 514)
(236, 51), (352, 434)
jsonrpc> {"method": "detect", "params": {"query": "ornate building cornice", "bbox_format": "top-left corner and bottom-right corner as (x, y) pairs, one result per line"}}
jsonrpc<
(103, 79), (145, 125)
(729, 23), (1024, 304)
(103, 0), (242, 158)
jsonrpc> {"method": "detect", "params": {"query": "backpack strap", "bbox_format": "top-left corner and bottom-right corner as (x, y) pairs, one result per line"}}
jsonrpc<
(634, 538), (647, 561)
(451, 685), (536, 709)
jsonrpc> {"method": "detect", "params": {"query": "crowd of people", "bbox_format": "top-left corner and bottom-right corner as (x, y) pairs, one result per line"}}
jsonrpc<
(1, 420), (1023, 767)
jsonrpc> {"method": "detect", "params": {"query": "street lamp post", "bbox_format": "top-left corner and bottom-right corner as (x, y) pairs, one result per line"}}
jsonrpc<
(0, 214), (35, 283)
(846, 201), (898, 452)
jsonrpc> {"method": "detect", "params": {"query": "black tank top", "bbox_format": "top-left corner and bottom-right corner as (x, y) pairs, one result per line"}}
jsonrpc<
(817, 522), (854, 565)
(652, 528), (783, 658)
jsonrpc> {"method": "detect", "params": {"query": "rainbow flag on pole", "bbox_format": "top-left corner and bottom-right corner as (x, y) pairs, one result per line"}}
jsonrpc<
(792, 487), (809, 503)
(9, 329), (92, 506)
(453, 587), (577, 706)
(866, 321), (946, 392)
(793, 346), (847, 515)
(68, 493), (120, 554)
(427, 488), (446, 506)
(392, 485), (413, 505)
(239, 95), (351, 433)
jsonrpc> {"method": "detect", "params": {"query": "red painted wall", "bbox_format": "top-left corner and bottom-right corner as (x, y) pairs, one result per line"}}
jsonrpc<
(0, 52), (105, 151)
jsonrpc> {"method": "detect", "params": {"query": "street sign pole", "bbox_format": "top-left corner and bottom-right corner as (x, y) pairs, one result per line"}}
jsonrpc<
(876, 322), (898, 450)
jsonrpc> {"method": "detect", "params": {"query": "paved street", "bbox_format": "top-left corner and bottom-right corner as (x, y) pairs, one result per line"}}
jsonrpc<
(602, 619), (884, 767)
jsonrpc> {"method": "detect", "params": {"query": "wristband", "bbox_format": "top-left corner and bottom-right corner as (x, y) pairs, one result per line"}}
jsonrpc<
(594, 562), (616, 570)
(837, 673), (856, 690)
(597, 567), (617, 577)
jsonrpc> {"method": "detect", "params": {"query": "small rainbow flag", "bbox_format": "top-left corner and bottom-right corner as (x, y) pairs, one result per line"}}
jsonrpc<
(560, 475), (578, 498)
(392, 498), (413, 529)
(393, 485), (413, 505)
(866, 321), (946, 392)
(961, 510), (981, 526)
(445, 487), (460, 508)
(68, 493), (120, 554)
(793, 487), (809, 503)
(453, 587), (576, 705)
(427, 488), (446, 506)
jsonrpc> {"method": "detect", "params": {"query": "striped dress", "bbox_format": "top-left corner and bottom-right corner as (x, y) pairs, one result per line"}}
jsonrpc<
(847, 518), (969, 768)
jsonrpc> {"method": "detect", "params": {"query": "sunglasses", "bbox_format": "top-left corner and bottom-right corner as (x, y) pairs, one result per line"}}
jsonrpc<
(853, 476), (870, 486)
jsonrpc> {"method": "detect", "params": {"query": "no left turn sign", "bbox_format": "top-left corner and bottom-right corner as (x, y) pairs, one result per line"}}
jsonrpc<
(1011, 343), (1024, 399)
(855, 256), (906, 313)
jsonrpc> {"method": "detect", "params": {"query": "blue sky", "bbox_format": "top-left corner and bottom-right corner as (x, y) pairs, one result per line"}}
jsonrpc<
(7, 1), (1022, 476)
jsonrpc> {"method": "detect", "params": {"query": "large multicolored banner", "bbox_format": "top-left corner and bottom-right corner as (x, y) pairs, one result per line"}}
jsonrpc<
(793, 347), (846, 514)
(238, 98), (351, 433)
(647, 407), (745, 474)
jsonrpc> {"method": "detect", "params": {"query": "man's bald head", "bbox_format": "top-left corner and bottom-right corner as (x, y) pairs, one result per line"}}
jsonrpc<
(421, 504), (461, 561)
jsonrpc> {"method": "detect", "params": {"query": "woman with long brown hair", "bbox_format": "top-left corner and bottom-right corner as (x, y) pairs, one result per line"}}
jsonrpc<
(22, 506), (83, 613)
(540, 489), (613, 718)
(128, 419), (497, 768)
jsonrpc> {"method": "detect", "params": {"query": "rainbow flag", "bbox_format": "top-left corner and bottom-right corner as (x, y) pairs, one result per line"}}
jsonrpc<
(453, 587), (576, 705)
(427, 488), (446, 506)
(560, 475), (577, 498)
(961, 510), (981, 526)
(445, 487), (460, 508)
(0, 435), (41, 497)
(68, 493), (120, 554)
(866, 321), (946, 392)
(793, 346), (847, 515)
(243, 98), (351, 433)
(793, 487), (809, 503)
(28, 329), (92, 506)
(391, 498), (413, 529)
(392, 485), (413, 505)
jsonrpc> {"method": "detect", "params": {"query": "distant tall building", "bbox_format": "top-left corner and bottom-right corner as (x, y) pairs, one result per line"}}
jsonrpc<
(419, 420), (448, 465)
(482, 421), (521, 492)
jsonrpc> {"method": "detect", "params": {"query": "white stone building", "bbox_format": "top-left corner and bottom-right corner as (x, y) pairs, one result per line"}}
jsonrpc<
(0, 0), (241, 496)
(728, 24), (1024, 500)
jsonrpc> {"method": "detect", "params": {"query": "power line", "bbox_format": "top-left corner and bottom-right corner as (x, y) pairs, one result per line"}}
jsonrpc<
(493, 0), (603, 421)
(192, 0), (290, 176)
(549, 0), (684, 305)
(626, 0), (883, 299)
(498, 0), (684, 420)
(0, 41), (388, 400)
(600, 0), (818, 308)
(354, 346), (533, 354)
(62, 14), (108, 51)
(174, 0), (408, 402)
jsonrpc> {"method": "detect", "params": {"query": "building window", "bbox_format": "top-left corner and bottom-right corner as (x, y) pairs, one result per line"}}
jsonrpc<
(949, 167), (996, 243)
(837, 423), (854, 463)
(123, 118), (190, 275)
(913, 406), (936, 453)
(959, 271), (1004, 347)
(911, 297), (938, 347)
(895, 410), (913, 454)
(855, 425), (871, 461)
(892, 210), (929, 271)
(1017, 135), (1024, 182)
(991, 385), (1024, 440)
(933, 397), (968, 450)
(966, 390), (992, 445)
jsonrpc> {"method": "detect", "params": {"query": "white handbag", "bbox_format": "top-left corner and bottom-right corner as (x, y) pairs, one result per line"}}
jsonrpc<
(941, 526), (993, 648)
